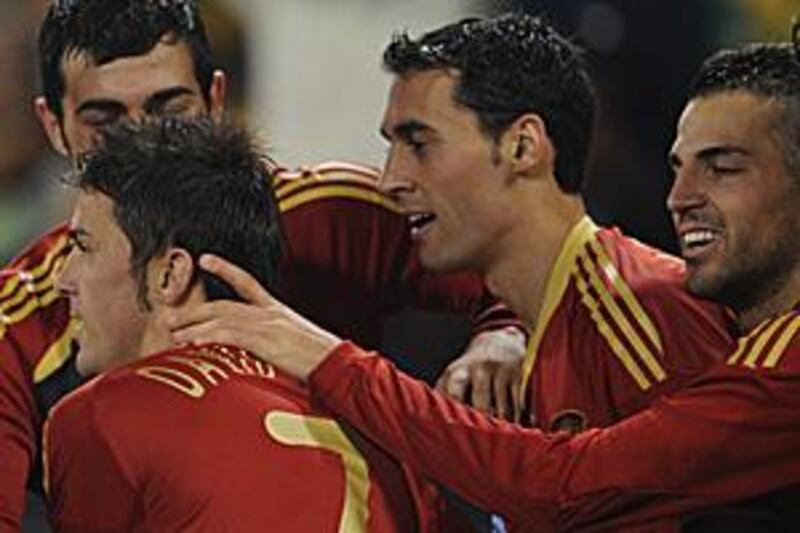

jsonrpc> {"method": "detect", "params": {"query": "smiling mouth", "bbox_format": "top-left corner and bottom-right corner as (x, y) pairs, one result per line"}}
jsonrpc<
(408, 213), (436, 237)
(680, 229), (720, 259)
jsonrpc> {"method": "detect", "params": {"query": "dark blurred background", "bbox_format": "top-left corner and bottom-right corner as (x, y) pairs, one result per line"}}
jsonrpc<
(1, 0), (795, 262)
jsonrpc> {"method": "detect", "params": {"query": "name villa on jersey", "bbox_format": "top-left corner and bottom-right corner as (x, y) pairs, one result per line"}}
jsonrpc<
(135, 345), (276, 398)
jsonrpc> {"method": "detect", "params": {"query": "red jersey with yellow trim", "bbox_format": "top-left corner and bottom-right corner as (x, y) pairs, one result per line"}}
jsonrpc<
(308, 303), (800, 531)
(44, 343), (428, 532)
(0, 161), (513, 528)
(520, 217), (734, 433)
(0, 226), (76, 529)
(274, 161), (514, 346)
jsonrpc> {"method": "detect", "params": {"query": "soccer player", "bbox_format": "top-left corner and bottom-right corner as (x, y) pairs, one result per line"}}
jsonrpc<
(0, 0), (522, 528)
(168, 19), (800, 531)
(44, 117), (437, 532)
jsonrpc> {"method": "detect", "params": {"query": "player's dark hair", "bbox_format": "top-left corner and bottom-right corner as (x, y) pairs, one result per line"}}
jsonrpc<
(689, 39), (800, 180)
(382, 12), (596, 194)
(70, 117), (281, 307)
(38, 0), (215, 120)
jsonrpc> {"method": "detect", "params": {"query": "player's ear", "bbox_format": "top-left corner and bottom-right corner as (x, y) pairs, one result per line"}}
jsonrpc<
(502, 112), (553, 176)
(151, 247), (197, 306)
(208, 70), (227, 123)
(35, 96), (69, 157)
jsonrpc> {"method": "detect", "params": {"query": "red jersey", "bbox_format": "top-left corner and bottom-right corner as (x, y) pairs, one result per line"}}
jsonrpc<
(0, 228), (75, 529)
(44, 343), (428, 532)
(274, 161), (515, 346)
(0, 161), (514, 529)
(309, 304), (800, 531)
(521, 217), (734, 432)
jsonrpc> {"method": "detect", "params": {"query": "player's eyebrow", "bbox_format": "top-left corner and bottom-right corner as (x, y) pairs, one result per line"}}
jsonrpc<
(142, 86), (197, 114)
(381, 119), (434, 142)
(75, 98), (126, 116)
(694, 145), (750, 162)
(669, 144), (750, 168)
(74, 86), (196, 116)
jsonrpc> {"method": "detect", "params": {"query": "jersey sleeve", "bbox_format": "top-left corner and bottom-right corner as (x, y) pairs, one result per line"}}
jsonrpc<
(274, 162), (523, 347)
(0, 262), (73, 528)
(0, 313), (38, 530)
(44, 384), (137, 532)
(310, 339), (800, 530)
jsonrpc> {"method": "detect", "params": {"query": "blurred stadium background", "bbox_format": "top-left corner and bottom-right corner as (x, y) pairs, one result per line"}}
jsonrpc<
(2, 0), (797, 264)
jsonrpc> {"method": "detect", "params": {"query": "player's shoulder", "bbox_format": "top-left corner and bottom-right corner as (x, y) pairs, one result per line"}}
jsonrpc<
(726, 307), (800, 371)
(594, 225), (725, 314)
(273, 160), (401, 214)
(6, 223), (71, 271)
(596, 226), (685, 288)
(0, 222), (71, 334)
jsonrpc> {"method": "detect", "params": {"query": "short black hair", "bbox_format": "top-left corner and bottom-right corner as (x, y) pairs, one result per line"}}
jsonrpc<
(70, 117), (281, 306)
(383, 12), (597, 194)
(39, 0), (215, 119)
(689, 41), (800, 180)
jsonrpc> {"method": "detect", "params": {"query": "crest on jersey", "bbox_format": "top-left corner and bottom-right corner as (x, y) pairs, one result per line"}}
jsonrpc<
(549, 409), (588, 435)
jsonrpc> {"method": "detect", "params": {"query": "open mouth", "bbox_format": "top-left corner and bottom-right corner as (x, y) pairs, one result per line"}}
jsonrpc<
(408, 213), (437, 238)
(679, 228), (720, 259)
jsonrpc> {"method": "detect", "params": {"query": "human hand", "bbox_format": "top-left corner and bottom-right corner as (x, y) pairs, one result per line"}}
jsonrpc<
(164, 254), (341, 381)
(435, 327), (526, 421)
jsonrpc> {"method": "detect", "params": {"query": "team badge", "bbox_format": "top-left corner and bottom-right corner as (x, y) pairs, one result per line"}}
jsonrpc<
(550, 409), (588, 435)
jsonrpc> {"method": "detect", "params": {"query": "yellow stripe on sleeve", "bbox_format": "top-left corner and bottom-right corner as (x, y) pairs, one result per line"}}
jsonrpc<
(275, 165), (381, 201)
(278, 184), (401, 214)
(574, 267), (652, 390)
(589, 239), (664, 353)
(727, 318), (772, 364)
(742, 312), (795, 368)
(0, 235), (69, 300)
(519, 216), (598, 401)
(763, 315), (800, 368)
(34, 318), (81, 383)
(578, 248), (665, 385)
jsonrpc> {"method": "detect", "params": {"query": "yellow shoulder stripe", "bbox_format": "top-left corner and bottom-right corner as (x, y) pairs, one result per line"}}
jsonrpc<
(763, 315), (800, 368)
(742, 313), (794, 368)
(278, 184), (401, 214)
(580, 243), (666, 385)
(573, 270), (652, 390)
(0, 234), (70, 300)
(726, 318), (773, 365)
(736, 312), (799, 369)
(520, 216), (597, 402)
(33, 318), (81, 383)
(275, 168), (380, 202)
(588, 239), (663, 353)
(0, 268), (62, 314)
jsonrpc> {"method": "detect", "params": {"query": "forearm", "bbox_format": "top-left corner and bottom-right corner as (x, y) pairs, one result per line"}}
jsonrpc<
(311, 343), (800, 528)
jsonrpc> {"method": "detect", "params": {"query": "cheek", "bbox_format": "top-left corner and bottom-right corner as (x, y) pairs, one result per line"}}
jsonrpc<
(62, 115), (104, 155)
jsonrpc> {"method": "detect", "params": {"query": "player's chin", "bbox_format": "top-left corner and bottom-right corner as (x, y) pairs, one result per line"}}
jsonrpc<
(75, 343), (104, 377)
(419, 243), (469, 274)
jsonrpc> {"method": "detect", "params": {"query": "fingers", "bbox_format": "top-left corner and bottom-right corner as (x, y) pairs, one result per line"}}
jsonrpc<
(469, 364), (493, 414)
(511, 373), (523, 423)
(199, 254), (272, 306)
(435, 359), (522, 421)
(492, 366), (511, 420)
(491, 363), (523, 421)
(436, 365), (470, 403)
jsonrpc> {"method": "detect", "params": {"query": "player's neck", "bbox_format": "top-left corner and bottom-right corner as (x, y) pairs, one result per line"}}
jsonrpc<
(137, 316), (175, 359)
(735, 266), (800, 333)
(137, 287), (209, 359)
(485, 192), (585, 329)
